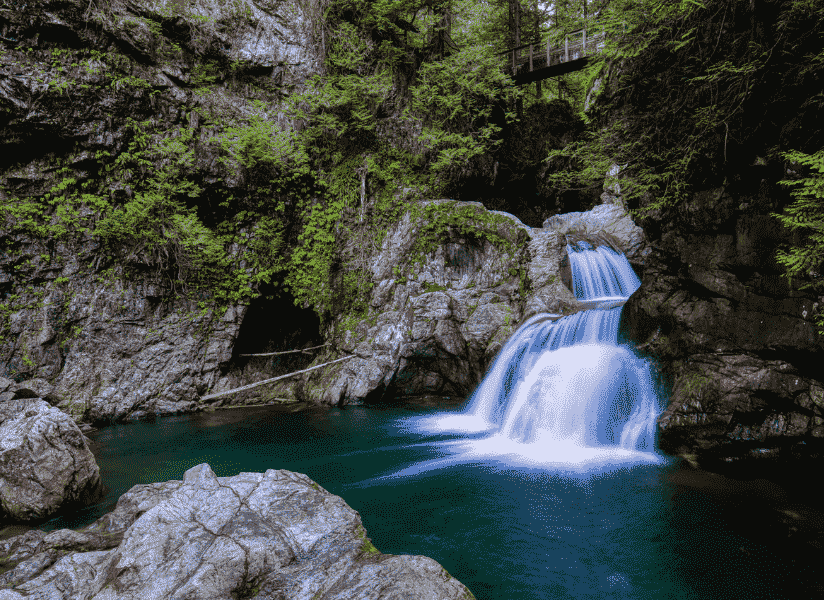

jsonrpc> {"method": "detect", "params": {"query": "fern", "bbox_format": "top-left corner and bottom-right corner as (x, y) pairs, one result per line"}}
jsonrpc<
(772, 149), (824, 325)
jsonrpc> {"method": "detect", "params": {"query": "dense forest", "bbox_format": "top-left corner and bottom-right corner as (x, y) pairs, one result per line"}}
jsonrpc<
(2, 0), (821, 336)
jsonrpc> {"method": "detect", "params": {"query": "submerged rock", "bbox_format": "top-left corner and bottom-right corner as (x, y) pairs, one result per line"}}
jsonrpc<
(0, 399), (102, 523)
(0, 463), (475, 599)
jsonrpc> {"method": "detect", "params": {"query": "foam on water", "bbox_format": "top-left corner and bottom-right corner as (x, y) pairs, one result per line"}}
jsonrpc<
(394, 239), (663, 475)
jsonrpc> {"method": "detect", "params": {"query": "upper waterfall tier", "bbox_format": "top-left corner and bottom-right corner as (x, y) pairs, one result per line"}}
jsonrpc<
(567, 241), (641, 301)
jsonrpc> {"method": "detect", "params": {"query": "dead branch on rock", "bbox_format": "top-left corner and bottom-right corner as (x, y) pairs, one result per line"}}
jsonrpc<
(200, 354), (355, 402)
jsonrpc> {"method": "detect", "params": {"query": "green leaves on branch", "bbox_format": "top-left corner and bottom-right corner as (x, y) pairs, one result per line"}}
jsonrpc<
(409, 44), (517, 189)
(284, 194), (349, 316)
(218, 107), (309, 174)
(772, 149), (824, 323)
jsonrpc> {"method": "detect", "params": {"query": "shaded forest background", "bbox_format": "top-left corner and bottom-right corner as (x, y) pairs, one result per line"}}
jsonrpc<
(2, 0), (823, 330)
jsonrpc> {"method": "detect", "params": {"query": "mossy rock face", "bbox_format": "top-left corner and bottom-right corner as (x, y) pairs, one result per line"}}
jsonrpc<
(0, 0), (322, 423)
(303, 202), (616, 407)
(622, 180), (824, 466)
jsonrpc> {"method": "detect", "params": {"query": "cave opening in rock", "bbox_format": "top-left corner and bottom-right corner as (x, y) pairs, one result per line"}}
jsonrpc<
(228, 284), (323, 379)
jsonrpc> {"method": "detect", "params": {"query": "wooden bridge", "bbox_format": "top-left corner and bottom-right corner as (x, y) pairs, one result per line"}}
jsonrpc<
(499, 28), (605, 85)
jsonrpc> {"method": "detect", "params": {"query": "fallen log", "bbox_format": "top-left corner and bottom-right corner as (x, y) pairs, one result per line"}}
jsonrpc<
(200, 354), (356, 402)
(238, 343), (329, 357)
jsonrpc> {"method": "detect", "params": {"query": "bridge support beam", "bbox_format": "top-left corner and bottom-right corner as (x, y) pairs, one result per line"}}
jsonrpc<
(512, 57), (590, 86)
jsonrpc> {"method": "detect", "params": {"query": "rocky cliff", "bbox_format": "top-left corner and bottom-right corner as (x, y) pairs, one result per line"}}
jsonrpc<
(0, 0), (319, 422)
(621, 165), (824, 471)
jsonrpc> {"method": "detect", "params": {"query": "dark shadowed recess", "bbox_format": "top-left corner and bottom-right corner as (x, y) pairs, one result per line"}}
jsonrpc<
(227, 283), (323, 377)
(441, 98), (599, 227)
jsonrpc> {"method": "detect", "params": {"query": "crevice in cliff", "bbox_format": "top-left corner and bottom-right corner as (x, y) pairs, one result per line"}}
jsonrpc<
(219, 285), (323, 403)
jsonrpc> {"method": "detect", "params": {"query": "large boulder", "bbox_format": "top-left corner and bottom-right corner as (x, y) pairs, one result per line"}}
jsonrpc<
(0, 463), (475, 599)
(0, 399), (102, 523)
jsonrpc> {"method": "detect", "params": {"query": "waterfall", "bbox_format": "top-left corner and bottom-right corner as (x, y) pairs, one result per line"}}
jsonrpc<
(568, 240), (640, 301)
(398, 240), (663, 474)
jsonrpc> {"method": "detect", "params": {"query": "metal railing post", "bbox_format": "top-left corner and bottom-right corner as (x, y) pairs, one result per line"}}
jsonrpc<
(564, 36), (569, 62)
(529, 43), (533, 71)
(546, 37), (550, 66)
(583, 29), (587, 56)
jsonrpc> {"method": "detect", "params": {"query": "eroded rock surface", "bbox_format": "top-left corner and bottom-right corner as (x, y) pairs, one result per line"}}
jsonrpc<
(1, 0), (316, 423)
(0, 463), (475, 599)
(542, 201), (647, 263)
(0, 244), (247, 423)
(621, 171), (824, 464)
(0, 399), (102, 523)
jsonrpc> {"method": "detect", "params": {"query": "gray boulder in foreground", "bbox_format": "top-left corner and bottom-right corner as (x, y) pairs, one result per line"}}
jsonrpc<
(0, 463), (475, 599)
(0, 399), (102, 523)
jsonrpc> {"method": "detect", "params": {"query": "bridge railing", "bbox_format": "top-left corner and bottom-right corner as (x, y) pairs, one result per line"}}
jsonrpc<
(497, 28), (606, 75)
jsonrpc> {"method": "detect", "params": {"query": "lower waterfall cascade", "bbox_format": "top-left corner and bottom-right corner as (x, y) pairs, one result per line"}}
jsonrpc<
(399, 239), (664, 474)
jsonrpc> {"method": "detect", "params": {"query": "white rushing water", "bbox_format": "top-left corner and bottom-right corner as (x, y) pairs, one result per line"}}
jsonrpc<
(396, 240), (663, 475)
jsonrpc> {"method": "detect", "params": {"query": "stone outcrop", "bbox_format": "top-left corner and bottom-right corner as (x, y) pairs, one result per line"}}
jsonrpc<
(542, 201), (648, 264)
(221, 198), (647, 407)
(621, 168), (824, 466)
(0, 239), (247, 422)
(0, 399), (102, 523)
(0, 463), (475, 599)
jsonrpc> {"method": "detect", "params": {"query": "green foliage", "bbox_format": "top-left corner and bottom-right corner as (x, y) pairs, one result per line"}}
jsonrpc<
(0, 168), (111, 241)
(408, 202), (513, 265)
(422, 282), (449, 293)
(191, 61), (221, 94)
(409, 44), (519, 189)
(772, 149), (824, 325)
(284, 194), (346, 315)
(544, 0), (824, 218)
(219, 108), (309, 175)
(450, 0), (504, 49)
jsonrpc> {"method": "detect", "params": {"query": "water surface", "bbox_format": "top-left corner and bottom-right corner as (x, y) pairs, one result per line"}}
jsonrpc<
(35, 403), (814, 600)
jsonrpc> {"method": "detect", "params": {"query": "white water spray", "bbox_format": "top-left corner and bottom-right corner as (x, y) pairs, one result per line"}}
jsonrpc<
(398, 240), (663, 474)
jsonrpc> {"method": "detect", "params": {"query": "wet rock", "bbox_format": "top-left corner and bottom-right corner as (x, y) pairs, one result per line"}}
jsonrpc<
(0, 463), (474, 599)
(542, 202), (647, 261)
(284, 198), (638, 406)
(7, 379), (61, 405)
(622, 179), (824, 464)
(0, 399), (102, 523)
